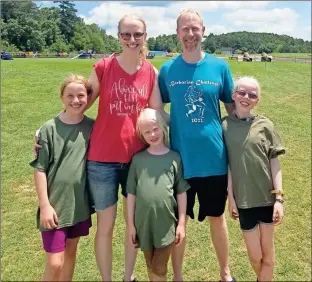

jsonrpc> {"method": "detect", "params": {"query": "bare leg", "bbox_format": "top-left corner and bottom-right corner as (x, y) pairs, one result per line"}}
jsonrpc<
(123, 197), (138, 281)
(259, 224), (275, 281)
(208, 214), (232, 281)
(42, 252), (64, 281)
(171, 216), (189, 281)
(147, 267), (153, 281)
(242, 227), (262, 279)
(59, 237), (80, 281)
(95, 205), (117, 281)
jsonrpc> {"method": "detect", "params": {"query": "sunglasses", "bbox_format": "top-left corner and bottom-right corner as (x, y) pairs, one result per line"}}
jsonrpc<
(119, 32), (145, 41)
(235, 90), (259, 100)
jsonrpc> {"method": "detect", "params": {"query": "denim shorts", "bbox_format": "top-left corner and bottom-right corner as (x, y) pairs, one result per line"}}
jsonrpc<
(87, 160), (130, 211)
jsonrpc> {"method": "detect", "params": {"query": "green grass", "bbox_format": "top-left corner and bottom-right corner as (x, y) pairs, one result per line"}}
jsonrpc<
(1, 58), (311, 281)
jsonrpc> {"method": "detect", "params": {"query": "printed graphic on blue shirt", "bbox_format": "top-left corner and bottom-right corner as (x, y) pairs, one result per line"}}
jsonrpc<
(159, 54), (233, 178)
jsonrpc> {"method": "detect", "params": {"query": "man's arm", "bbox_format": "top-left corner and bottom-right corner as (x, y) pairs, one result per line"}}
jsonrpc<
(224, 102), (235, 115)
(148, 66), (170, 124)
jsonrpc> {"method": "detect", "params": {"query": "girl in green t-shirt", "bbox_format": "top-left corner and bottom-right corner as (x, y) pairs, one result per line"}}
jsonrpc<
(223, 76), (285, 282)
(127, 108), (189, 281)
(30, 75), (94, 281)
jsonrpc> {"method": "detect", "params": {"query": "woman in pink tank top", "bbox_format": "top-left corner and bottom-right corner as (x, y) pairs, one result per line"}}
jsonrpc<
(86, 14), (166, 282)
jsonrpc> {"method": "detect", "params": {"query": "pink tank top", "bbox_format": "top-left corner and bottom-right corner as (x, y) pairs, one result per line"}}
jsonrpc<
(87, 57), (155, 163)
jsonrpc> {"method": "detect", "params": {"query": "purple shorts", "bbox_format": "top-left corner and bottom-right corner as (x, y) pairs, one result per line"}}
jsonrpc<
(41, 217), (92, 253)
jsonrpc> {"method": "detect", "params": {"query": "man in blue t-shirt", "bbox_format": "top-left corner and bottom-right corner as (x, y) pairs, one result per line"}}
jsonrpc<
(159, 9), (235, 282)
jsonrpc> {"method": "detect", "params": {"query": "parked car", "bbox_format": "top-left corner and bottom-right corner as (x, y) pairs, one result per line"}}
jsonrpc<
(1, 51), (13, 60)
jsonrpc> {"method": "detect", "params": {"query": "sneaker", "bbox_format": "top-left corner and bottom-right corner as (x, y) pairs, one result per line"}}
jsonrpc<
(219, 278), (236, 282)
(123, 278), (138, 282)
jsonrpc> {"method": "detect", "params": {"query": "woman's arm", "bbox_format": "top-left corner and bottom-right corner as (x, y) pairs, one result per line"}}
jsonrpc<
(86, 69), (100, 110)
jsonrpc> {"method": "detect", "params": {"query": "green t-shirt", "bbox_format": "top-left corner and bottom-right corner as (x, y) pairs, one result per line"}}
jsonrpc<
(29, 115), (94, 231)
(127, 149), (189, 251)
(222, 114), (285, 209)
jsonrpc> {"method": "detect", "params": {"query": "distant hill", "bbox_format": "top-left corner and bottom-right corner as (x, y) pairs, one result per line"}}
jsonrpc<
(202, 31), (311, 54)
(147, 32), (311, 54)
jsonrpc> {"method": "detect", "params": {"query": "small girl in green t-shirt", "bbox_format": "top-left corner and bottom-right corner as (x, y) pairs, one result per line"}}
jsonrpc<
(30, 74), (94, 281)
(222, 76), (285, 282)
(126, 108), (189, 281)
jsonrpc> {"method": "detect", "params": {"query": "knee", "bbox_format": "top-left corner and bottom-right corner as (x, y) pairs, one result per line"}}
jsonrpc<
(151, 264), (167, 279)
(47, 257), (63, 273)
(262, 255), (275, 268)
(208, 214), (226, 226)
(249, 254), (262, 266)
(96, 227), (114, 238)
(96, 215), (115, 238)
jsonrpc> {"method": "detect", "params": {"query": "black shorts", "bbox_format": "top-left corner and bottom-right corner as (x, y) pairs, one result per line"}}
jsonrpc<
(238, 206), (274, 231)
(186, 174), (228, 221)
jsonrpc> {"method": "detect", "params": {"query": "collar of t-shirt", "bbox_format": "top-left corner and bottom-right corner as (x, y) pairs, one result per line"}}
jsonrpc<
(234, 113), (255, 122)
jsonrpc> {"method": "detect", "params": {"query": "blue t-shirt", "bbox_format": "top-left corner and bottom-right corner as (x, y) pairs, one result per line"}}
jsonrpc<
(159, 53), (233, 179)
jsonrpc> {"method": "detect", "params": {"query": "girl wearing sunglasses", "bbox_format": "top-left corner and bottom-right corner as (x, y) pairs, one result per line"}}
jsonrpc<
(222, 76), (285, 281)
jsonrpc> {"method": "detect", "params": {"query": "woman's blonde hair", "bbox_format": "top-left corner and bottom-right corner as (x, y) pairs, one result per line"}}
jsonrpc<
(118, 14), (148, 60)
(136, 108), (169, 147)
(60, 74), (92, 97)
(233, 76), (261, 97)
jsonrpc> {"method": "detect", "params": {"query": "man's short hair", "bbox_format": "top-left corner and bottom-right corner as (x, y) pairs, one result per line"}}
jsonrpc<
(176, 8), (203, 28)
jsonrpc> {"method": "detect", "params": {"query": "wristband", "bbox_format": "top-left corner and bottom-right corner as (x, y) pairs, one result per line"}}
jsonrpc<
(275, 198), (284, 204)
(271, 189), (284, 196)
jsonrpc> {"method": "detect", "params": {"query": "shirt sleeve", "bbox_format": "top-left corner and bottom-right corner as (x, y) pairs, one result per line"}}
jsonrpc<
(126, 160), (137, 195)
(29, 127), (51, 172)
(158, 65), (171, 103)
(174, 159), (190, 194)
(267, 125), (286, 159)
(220, 62), (234, 104)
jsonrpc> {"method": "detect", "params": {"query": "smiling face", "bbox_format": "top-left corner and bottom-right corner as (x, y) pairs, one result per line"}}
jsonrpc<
(118, 15), (147, 55)
(61, 82), (88, 116)
(232, 82), (259, 114)
(177, 11), (205, 53)
(139, 119), (164, 147)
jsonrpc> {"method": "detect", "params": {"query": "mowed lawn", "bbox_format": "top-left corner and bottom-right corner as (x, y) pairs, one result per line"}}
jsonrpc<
(1, 57), (311, 281)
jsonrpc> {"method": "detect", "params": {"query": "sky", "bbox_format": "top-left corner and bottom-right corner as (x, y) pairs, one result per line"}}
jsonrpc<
(37, 1), (312, 41)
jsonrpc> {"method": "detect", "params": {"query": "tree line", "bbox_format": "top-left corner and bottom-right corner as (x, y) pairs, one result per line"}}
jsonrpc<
(1, 1), (311, 55)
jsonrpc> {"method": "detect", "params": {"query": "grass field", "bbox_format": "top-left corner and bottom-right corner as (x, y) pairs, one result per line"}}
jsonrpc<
(1, 57), (311, 281)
